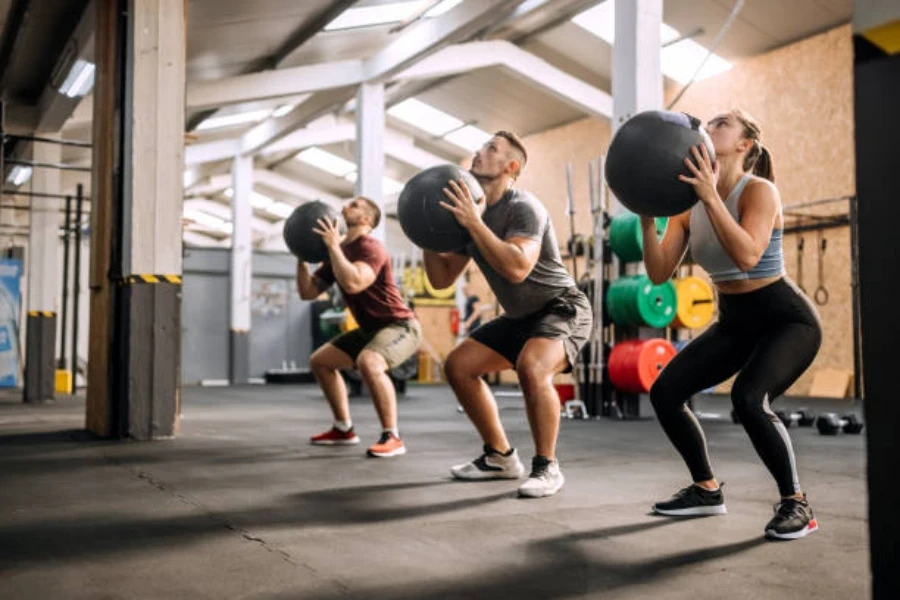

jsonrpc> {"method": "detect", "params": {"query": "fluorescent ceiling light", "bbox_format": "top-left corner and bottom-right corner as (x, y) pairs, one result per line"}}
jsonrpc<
(572, 1), (679, 45)
(661, 38), (733, 83)
(325, 1), (431, 31)
(59, 59), (96, 98)
(266, 201), (295, 219)
(572, 0), (730, 83)
(184, 208), (226, 229)
(445, 125), (492, 152)
(388, 98), (463, 137)
(425, 0), (464, 18)
(297, 147), (357, 177)
(196, 109), (271, 131)
(271, 104), (296, 118)
(6, 165), (33, 186)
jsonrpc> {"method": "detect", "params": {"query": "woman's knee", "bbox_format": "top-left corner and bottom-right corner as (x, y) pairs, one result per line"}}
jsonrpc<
(649, 376), (683, 414)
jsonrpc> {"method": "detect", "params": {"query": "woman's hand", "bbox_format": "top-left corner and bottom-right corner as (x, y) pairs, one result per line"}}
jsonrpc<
(679, 144), (720, 206)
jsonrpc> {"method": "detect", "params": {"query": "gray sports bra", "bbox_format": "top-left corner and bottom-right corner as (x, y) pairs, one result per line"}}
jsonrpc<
(689, 174), (784, 283)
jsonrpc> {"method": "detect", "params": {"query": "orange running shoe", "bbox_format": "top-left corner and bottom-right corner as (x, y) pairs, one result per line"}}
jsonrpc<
(367, 431), (407, 457)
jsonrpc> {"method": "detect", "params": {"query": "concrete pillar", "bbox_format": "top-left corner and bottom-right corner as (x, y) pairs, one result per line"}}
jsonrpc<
(86, 0), (185, 439)
(24, 138), (61, 403)
(229, 154), (252, 385)
(852, 3), (900, 597)
(355, 82), (385, 241)
(612, 0), (663, 131)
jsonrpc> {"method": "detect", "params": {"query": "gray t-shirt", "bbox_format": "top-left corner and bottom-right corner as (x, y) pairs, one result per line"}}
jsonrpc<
(462, 188), (575, 319)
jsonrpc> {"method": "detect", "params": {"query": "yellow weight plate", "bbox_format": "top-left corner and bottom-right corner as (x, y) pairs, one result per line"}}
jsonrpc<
(423, 271), (456, 299)
(340, 308), (359, 333)
(672, 276), (715, 329)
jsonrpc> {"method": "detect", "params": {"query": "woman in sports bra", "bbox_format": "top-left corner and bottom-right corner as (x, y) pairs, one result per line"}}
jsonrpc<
(640, 108), (822, 541)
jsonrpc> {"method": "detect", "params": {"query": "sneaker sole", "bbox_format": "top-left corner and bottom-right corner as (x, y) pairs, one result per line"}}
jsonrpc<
(518, 478), (565, 498)
(451, 467), (525, 481)
(310, 438), (360, 446)
(653, 504), (728, 516)
(367, 446), (407, 458)
(765, 519), (819, 540)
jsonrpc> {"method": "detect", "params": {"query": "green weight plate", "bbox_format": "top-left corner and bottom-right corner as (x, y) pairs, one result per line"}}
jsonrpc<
(609, 213), (669, 264)
(635, 278), (677, 328)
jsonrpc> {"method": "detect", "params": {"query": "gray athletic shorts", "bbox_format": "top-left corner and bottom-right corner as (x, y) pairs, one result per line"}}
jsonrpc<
(470, 287), (593, 372)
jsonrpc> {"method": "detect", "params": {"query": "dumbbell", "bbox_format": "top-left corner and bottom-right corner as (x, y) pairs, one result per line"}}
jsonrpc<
(815, 412), (864, 435)
(774, 409), (817, 428)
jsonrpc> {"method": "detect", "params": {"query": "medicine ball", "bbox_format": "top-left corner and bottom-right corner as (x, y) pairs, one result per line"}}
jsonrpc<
(283, 200), (344, 263)
(397, 164), (485, 253)
(605, 110), (716, 217)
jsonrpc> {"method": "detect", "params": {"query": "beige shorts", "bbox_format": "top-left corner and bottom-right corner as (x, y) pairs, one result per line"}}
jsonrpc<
(330, 319), (422, 369)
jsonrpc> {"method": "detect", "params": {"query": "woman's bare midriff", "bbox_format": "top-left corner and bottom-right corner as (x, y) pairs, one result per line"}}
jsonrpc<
(715, 274), (783, 295)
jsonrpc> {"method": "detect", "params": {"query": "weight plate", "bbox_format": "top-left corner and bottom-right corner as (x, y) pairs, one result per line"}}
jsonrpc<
(672, 276), (715, 329)
(635, 277), (677, 328)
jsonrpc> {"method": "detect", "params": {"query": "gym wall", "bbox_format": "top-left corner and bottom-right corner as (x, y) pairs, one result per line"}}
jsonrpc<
(471, 24), (855, 396)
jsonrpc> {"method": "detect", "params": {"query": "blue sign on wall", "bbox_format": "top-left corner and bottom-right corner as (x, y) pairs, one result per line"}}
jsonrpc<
(0, 259), (23, 387)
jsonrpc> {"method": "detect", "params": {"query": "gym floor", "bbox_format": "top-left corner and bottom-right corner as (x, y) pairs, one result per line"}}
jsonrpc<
(1, 385), (868, 599)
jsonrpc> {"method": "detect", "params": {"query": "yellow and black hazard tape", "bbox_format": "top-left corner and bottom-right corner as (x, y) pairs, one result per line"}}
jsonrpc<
(27, 310), (56, 318)
(855, 18), (900, 63)
(121, 274), (183, 285)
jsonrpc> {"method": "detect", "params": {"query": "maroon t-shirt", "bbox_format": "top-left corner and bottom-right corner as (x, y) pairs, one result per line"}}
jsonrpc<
(314, 235), (414, 331)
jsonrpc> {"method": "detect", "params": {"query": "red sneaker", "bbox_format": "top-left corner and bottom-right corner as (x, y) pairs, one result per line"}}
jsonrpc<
(367, 432), (407, 457)
(310, 427), (360, 446)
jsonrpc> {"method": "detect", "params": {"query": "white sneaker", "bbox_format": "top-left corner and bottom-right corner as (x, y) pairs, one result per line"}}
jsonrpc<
(518, 457), (565, 498)
(450, 445), (526, 480)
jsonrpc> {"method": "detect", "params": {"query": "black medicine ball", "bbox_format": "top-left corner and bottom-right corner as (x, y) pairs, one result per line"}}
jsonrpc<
(397, 164), (485, 253)
(605, 110), (716, 217)
(283, 200), (344, 263)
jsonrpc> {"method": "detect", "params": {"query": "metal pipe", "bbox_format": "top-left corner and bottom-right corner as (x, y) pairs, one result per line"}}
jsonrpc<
(2, 189), (92, 201)
(849, 195), (864, 401)
(2, 134), (93, 149)
(5, 159), (93, 173)
(782, 216), (849, 234)
(71, 184), (84, 388)
(784, 195), (854, 210)
(59, 195), (72, 369)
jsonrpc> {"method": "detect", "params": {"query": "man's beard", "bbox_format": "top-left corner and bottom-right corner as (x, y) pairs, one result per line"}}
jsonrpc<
(470, 168), (500, 184)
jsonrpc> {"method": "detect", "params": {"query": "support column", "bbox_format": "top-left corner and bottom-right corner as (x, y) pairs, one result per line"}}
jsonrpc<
(86, 0), (185, 439)
(229, 154), (252, 385)
(612, 0), (662, 130)
(606, 0), (663, 418)
(853, 4), (900, 597)
(24, 137), (62, 403)
(355, 82), (385, 241)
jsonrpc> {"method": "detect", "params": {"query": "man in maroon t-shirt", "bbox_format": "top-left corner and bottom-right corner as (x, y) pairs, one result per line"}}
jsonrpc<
(296, 196), (421, 458)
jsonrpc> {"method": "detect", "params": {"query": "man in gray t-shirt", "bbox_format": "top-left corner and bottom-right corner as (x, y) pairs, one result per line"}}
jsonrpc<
(423, 131), (592, 499)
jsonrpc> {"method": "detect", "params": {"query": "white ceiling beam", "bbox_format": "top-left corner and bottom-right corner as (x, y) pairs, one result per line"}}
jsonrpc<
(363, 0), (524, 82)
(240, 88), (355, 156)
(185, 138), (240, 167)
(184, 197), (278, 233)
(183, 230), (230, 247)
(253, 169), (343, 208)
(239, 2), (524, 157)
(187, 60), (365, 111)
(265, 119), (356, 155)
(396, 40), (613, 118)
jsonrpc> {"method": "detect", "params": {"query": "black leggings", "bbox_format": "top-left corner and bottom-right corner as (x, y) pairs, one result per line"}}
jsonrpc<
(650, 277), (822, 497)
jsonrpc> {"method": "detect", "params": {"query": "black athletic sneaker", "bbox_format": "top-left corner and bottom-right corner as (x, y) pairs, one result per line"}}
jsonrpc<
(765, 495), (818, 540)
(653, 484), (727, 516)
